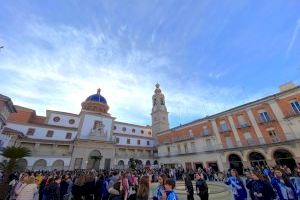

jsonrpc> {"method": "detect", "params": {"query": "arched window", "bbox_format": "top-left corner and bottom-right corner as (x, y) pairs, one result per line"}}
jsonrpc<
(274, 149), (296, 170)
(249, 152), (267, 167)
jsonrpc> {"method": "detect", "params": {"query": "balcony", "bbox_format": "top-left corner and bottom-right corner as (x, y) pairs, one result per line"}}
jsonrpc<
(245, 139), (256, 146)
(271, 137), (281, 143)
(257, 118), (277, 125)
(202, 131), (211, 137)
(219, 128), (232, 134)
(237, 123), (252, 129)
(163, 134), (195, 144)
(284, 111), (300, 119)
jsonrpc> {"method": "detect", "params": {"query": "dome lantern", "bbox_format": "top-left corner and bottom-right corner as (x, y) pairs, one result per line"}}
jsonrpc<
(81, 88), (109, 114)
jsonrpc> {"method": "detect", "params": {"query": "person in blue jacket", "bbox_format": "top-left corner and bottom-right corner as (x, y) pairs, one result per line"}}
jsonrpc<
(271, 168), (296, 200)
(164, 178), (178, 200)
(249, 171), (276, 200)
(225, 169), (247, 200)
(290, 169), (300, 198)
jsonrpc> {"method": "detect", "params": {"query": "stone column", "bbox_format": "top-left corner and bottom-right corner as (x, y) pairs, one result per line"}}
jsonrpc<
(246, 108), (265, 144)
(228, 115), (242, 147)
(210, 120), (223, 148)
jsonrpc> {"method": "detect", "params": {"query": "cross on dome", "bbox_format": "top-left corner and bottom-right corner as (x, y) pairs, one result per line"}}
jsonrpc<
(97, 88), (101, 95)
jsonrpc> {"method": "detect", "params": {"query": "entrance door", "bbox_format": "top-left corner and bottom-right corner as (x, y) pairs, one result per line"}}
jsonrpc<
(208, 162), (219, 172)
(194, 163), (204, 171)
(228, 154), (244, 175)
(104, 158), (111, 170)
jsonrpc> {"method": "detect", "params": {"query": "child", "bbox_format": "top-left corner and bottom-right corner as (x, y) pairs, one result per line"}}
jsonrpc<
(164, 178), (178, 200)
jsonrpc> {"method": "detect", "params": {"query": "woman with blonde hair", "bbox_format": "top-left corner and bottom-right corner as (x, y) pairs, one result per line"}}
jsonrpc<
(128, 175), (150, 200)
(16, 175), (38, 200)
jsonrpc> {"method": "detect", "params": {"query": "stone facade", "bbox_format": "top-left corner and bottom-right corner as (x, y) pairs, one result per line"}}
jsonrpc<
(1, 83), (300, 173)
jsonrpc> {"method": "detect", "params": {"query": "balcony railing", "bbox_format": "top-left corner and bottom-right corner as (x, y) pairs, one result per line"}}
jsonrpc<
(271, 137), (281, 143)
(245, 139), (256, 146)
(219, 128), (231, 133)
(284, 111), (300, 119)
(257, 118), (277, 125)
(237, 123), (251, 129)
(202, 131), (211, 137)
(115, 153), (153, 158)
(159, 144), (223, 157)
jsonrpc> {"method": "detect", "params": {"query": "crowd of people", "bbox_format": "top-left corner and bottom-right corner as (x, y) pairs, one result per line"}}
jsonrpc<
(223, 165), (300, 200)
(2, 164), (300, 200)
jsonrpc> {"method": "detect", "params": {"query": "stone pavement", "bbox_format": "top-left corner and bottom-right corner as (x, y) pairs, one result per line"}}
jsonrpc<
(150, 181), (233, 200)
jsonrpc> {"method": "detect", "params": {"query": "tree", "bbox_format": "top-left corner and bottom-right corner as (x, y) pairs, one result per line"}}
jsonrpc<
(89, 154), (103, 169)
(1, 146), (31, 173)
(128, 158), (136, 170)
(0, 146), (31, 198)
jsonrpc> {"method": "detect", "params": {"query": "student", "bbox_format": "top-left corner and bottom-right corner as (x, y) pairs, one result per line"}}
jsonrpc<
(249, 171), (275, 200)
(164, 178), (178, 200)
(183, 173), (194, 200)
(195, 172), (208, 200)
(271, 168), (296, 200)
(225, 169), (247, 200)
(153, 174), (167, 200)
(290, 169), (300, 198)
(136, 176), (150, 200)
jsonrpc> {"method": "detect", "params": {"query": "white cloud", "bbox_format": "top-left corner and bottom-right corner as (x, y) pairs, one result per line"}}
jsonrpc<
(0, 19), (267, 127)
(287, 18), (300, 57)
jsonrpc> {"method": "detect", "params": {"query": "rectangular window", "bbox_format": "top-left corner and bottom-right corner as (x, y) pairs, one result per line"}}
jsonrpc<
(259, 111), (271, 122)
(116, 137), (120, 144)
(206, 138), (212, 147)
(26, 128), (35, 136)
(238, 115), (247, 126)
(177, 144), (181, 153)
(93, 121), (101, 129)
(220, 121), (228, 131)
(184, 143), (188, 153)
(137, 140), (140, 145)
(244, 132), (254, 145)
(65, 132), (72, 139)
(188, 130), (193, 137)
(46, 130), (54, 138)
(127, 138), (130, 144)
(268, 129), (280, 143)
(190, 142), (196, 152)
(225, 137), (233, 148)
(291, 101), (300, 114)
(203, 126), (209, 135)
(147, 141), (150, 145)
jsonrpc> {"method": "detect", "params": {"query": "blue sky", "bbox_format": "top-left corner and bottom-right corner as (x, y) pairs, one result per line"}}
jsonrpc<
(0, 0), (300, 127)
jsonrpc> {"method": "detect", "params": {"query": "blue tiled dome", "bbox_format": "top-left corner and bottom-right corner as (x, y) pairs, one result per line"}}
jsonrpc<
(86, 89), (107, 104)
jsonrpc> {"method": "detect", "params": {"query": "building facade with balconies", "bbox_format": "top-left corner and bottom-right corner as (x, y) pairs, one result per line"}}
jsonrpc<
(156, 82), (300, 174)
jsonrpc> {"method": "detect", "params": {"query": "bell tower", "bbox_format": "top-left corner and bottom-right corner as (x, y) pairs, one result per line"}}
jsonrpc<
(151, 83), (169, 136)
